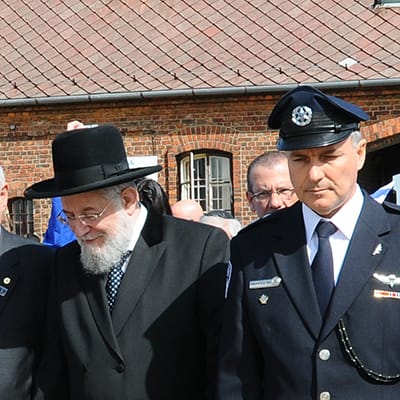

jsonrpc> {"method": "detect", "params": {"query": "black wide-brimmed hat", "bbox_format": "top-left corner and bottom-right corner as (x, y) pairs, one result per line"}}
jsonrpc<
(268, 85), (370, 151)
(24, 124), (162, 199)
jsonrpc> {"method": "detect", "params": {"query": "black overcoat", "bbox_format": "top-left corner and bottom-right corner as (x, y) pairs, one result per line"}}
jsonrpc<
(0, 227), (53, 399)
(38, 211), (229, 400)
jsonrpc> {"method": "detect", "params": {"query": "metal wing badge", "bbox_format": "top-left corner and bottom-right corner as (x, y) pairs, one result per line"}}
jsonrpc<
(373, 272), (400, 288)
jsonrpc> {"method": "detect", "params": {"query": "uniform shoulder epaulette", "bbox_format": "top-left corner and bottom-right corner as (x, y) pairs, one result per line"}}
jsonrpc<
(237, 213), (276, 236)
(382, 200), (400, 213)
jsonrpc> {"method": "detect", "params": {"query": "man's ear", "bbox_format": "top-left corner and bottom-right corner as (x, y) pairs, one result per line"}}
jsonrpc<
(121, 186), (140, 215)
(356, 138), (367, 171)
(246, 191), (256, 212)
(0, 183), (9, 215)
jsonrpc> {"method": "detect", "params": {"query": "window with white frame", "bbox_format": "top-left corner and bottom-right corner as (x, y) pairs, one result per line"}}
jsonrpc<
(8, 197), (34, 237)
(179, 151), (233, 213)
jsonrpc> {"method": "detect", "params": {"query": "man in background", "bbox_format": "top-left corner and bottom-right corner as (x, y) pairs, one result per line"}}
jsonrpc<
(0, 165), (53, 399)
(371, 179), (396, 204)
(246, 151), (298, 219)
(200, 210), (242, 239)
(171, 199), (204, 221)
(137, 178), (172, 216)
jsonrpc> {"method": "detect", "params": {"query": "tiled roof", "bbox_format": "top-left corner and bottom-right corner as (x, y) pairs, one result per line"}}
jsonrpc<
(1, 0), (400, 100)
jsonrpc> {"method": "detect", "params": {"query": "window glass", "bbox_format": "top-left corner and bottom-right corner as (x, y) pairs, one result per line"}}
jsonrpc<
(178, 151), (233, 214)
(8, 197), (34, 237)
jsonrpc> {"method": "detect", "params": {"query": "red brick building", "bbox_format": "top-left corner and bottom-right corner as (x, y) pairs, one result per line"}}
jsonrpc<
(1, 1), (400, 237)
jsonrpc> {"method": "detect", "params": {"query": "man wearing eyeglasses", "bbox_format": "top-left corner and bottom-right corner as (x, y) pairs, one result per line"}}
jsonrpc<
(246, 151), (298, 219)
(25, 125), (229, 400)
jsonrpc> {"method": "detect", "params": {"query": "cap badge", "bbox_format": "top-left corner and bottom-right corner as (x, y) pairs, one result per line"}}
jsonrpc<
(291, 105), (312, 126)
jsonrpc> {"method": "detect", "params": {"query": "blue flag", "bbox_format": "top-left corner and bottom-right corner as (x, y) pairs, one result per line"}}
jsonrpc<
(43, 197), (76, 247)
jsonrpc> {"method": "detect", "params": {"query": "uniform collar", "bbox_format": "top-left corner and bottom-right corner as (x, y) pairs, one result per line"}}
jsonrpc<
(302, 185), (364, 242)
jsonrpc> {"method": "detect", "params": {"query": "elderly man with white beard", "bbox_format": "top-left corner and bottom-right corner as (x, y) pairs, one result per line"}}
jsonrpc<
(26, 124), (229, 400)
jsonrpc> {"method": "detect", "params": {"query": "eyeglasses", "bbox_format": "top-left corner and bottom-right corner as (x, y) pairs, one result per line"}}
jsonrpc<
(250, 188), (295, 202)
(57, 200), (114, 226)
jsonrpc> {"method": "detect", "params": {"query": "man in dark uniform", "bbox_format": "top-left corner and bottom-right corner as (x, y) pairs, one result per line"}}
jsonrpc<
(217, 86), (400, 399)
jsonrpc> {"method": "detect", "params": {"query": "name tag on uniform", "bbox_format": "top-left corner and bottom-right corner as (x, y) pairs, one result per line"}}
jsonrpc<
(249, 276), (281, 289)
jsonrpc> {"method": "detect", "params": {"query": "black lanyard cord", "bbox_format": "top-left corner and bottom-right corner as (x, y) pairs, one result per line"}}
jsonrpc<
(337, 318), (400, 384)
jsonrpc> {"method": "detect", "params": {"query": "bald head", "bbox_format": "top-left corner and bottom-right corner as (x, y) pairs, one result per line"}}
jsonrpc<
(171, 199), (204, 221)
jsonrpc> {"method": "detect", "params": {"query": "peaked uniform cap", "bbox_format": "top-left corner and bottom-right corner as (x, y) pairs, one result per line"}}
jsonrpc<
(268, 85), (370, 150)
(24, 124), (162, 199)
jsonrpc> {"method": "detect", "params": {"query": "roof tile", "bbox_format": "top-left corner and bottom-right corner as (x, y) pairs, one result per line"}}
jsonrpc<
(0, 0), (399, 100)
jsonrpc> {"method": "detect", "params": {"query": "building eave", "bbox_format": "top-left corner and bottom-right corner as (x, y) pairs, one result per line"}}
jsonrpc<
(1, 79), (400, 108)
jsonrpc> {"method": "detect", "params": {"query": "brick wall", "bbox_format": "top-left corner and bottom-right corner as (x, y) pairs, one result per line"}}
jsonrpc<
(0, 87), (400, 237)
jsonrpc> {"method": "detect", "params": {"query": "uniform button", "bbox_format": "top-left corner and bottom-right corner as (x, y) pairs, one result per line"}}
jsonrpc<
(3, 277), (11, 285)
(319, 349), (331, 361)
(115, 364), (125, 373)
(320, 391), (331, 400)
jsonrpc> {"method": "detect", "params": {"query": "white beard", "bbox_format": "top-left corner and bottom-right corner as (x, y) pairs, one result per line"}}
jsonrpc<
(78, 210), (134, 275)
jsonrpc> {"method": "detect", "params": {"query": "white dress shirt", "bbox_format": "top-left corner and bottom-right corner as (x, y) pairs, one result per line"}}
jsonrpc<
(302, 186), (364, 285)
(121, 203), (147, 273)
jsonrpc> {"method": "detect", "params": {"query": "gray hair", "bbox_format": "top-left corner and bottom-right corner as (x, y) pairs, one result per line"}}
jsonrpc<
(247, 151), (288, 192)
(97, 180), (137, 203)
(350, 130), (363, 147)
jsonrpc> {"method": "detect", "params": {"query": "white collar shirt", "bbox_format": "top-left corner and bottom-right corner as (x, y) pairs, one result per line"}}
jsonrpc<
(302, 186), (364, 285)
(121, 203), (147, 273)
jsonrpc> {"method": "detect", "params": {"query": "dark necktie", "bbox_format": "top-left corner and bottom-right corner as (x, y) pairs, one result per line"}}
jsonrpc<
(106, 252), (130, 312)
(312, 220), (337, 317)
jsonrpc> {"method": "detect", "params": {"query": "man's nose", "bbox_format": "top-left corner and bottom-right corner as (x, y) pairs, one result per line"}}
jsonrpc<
(70, 220), (91, 237)
(268, 191), (284, 209)
(308, 164), (324, 182)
